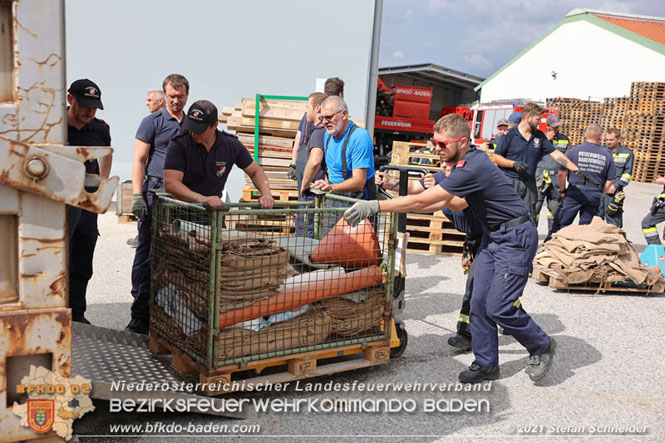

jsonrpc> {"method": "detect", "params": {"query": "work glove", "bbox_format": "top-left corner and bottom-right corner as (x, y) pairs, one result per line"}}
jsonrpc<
(132, 193), (148, 221)
(513, 161), (528, 173)
(606, 191), (625, 217)
(344, 200), (380, 228)
(575, 170), (593, 186)
(287, 163), (297, 180)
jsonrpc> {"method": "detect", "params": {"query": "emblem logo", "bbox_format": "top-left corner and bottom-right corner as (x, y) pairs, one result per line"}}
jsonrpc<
(190, 109), (203, 120)
(27, 399), (55, 433)
(84, 86), (98, 97)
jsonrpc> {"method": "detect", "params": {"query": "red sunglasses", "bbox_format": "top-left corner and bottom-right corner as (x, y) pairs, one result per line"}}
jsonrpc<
(430, 136), (464, 150)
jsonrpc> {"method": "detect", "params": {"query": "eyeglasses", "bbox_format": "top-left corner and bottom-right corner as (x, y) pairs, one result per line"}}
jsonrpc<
(430, 136), (464, 150)
(321, 109), (343, 121)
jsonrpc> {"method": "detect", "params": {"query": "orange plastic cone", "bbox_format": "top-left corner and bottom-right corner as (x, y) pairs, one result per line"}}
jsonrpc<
(310, 217), (382, 268)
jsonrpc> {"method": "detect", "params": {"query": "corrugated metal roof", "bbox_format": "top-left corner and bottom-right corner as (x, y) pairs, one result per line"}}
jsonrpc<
(595, 14), (665, 46)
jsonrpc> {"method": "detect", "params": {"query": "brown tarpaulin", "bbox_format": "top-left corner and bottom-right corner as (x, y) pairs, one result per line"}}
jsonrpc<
(535, 217), (664, 293)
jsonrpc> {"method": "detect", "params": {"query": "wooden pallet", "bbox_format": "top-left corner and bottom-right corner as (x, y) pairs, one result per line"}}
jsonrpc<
(532, 265), (659, 295)
(149, 330), (391, 395)
(241, 187), (299, 203)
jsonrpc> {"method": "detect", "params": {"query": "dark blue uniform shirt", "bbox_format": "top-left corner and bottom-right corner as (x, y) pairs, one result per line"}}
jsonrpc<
(537, 132), (570, 172)
(68, 117), (111, 191)
(420, 171), (483, 236)
(562, 142), (615, 187)
(439, 148), (528, 227)
(164, 129), (253, 197)
(494, 125), (555, 180)
(135, 107), (184, 178)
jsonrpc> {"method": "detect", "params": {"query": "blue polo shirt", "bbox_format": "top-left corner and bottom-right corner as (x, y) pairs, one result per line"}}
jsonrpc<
(562, 142), (615, 188)
(324, 122), (375, 184)
(494, 126), (555, 180)
(419, 171), (483, 236)
(164, 129), (253, 197)
(439, 148), (528, 227)
(135, 107), (184, 178)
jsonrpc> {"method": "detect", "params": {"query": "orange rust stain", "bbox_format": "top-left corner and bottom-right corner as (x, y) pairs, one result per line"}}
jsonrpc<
(22, 236), (65, 245)
(47, 273), (66, 299)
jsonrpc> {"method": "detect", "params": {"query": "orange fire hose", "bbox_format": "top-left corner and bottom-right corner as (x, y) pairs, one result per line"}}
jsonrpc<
(219, 265), (383, 328)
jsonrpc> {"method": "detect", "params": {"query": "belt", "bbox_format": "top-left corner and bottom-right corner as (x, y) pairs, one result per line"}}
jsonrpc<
(144, 175), (163, 185)
(488, 214), (531, 232)
(573, 182), (601, 190)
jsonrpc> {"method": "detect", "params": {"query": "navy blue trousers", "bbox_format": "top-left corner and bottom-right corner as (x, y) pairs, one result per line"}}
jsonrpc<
(69, 208), (99, 320)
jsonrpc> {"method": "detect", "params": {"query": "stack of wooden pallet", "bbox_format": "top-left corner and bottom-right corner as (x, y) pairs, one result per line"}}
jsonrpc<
(220, 97), (306, 234)
(546, 97), (602, 145)
(623, 82), (665, 182)
(389, 141), (466, 256)
(600, 97), (629, 134)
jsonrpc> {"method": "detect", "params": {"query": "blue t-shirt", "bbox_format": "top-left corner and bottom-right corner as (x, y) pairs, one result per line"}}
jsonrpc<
(562, 142), (615, 188)
(439, 148), (528, 227)
(494, 125), (555, 180)
(419, 171), (482, 236)
(323, 122), (375, 184)
(135, 107), (184, 178)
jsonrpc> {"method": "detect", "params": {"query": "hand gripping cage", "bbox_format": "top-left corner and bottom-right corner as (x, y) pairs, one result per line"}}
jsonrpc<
(149, 193), (398, 372)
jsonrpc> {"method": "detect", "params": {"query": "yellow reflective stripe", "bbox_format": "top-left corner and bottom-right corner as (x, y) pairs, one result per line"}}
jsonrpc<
(621, 173), (632, 180)
(658, 194), (665, 199)
(643, 227), (658, 233)
(513, 298), (522, 308)
(553, 140), (568, 144)
(459, 314), (470, 324)
(614, 153), (630, 158)
(547, 211), (553, 217)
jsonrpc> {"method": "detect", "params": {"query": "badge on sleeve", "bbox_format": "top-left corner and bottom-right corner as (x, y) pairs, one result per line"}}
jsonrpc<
(456, 160), (466, 168)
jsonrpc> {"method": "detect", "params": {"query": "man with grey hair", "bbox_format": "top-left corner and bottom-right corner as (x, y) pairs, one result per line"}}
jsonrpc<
(146, 89), (165, 113)
(547, 124), (616, 239)
(311, 95), (375, 231)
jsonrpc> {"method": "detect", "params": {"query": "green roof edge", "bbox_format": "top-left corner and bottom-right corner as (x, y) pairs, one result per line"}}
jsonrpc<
(474, 13), (665, 92)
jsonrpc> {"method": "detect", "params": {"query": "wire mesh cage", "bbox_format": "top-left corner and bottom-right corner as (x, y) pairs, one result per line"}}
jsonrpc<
(150, 193), (397, 370)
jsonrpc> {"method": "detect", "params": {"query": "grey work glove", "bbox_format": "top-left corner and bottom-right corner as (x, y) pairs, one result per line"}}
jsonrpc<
(287, 163), (297, 180)
(513, 161), (528, 173)
(344, 200), (380, 227)
(131, 193), (148, 221)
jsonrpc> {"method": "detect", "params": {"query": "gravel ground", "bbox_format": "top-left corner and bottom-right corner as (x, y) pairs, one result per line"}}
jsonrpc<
(73, 180), (665, 442)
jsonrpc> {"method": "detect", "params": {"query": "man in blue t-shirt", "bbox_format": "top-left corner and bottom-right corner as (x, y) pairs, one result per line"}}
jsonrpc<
(311, 95), (376, 232)
(126, 74), (189, 335)
(493, 103), (580, 219)
(548, 124), (615, 239)
(346, 113), (557, 385)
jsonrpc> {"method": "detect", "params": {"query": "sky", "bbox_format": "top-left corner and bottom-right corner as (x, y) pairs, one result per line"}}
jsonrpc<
(379, 0), (665, 78)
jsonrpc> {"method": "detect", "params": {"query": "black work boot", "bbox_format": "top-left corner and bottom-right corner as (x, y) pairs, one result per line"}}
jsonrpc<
(526, 337), (557, 382)
(459, 361), (500, 383)
(448, 334), (472, 352)
(124, 318), (149, 335)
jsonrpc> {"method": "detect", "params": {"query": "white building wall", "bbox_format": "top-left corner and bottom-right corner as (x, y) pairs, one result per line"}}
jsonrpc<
(480, 20), (665, 103)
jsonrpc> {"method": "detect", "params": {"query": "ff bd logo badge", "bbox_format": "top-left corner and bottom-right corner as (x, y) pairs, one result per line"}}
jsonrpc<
(216, 161), (227, 177)
(27, 399), (55, 433)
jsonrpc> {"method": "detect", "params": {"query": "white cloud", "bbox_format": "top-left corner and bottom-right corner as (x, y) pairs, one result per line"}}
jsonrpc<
(405, 8), (414, 17)
(393, 50), (406, 59)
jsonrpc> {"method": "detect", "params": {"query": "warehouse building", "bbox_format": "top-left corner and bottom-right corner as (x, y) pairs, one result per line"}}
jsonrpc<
(476, 9), (665, 102)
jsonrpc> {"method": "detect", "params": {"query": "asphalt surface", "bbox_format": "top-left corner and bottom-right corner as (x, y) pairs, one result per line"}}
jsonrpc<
(74, 181), (665, 442)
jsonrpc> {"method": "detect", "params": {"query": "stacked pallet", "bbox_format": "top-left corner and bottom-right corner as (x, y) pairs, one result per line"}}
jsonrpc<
(389, 141), (466, 256)
(623, 82), (665, 182)
(546, 97), (602, 145)
(600, 97), (629, 133)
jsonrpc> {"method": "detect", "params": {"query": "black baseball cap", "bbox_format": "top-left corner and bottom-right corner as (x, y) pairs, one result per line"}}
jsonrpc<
(183, 100), (218, 134)
(68, 79), (104, 109)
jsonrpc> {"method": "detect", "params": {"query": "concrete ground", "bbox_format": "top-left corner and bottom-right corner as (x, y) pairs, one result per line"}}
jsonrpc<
(74, 181), (665, 442)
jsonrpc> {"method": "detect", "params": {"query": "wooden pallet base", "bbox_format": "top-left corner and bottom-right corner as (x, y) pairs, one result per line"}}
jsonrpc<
(532, 265), (658, 295)
(149, 331), (391, 395)
(117, 214), (137, 224)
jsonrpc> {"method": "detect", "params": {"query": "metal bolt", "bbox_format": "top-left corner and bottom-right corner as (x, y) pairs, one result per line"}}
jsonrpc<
(24, 156), (49, 180)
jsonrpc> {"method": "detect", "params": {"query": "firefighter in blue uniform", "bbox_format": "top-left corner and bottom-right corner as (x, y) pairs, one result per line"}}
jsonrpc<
(349, 113), (557, 383)
(66, 79), (112, 324)
(598, 128), (634, 228)
(548, 124), (615, 239)
(641, 176), (665, 244)
(534, 114), (570, 231)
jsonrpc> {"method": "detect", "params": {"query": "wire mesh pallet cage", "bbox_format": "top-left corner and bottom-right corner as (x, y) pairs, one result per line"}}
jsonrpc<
(149, 193), (398, 391)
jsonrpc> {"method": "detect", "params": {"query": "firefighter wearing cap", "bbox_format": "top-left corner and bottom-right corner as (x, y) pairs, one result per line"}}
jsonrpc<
(126, 74), (189, 335)
(485, 118), (509, 151)
(598, 128), (634, 228)
(164, 100), (274, 209)
(348, 114), (557, 384)
(534, 114), (570, 231)
(493, 103), (580, 219)
(66, 79), (111, 324)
